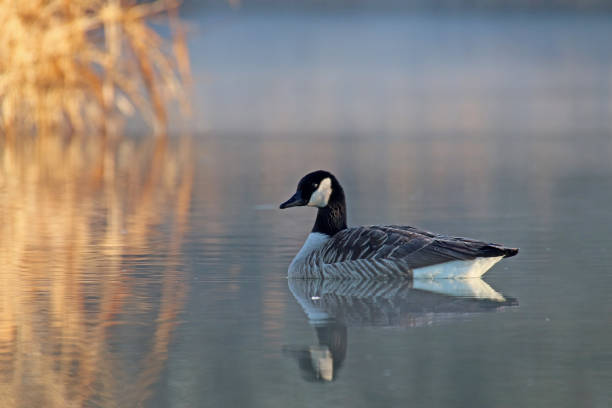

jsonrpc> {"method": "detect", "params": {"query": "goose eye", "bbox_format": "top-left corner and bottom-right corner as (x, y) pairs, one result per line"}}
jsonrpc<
(312, 183), (318, 189)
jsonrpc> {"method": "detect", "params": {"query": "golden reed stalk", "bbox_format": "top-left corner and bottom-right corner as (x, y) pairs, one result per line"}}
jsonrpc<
(0, 0), (190, 137)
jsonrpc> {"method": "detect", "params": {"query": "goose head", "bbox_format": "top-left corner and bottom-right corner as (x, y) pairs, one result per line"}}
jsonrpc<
(279, 170), (342, 209)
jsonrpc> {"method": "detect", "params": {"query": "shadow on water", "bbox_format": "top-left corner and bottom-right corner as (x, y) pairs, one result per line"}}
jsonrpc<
(284, 279), (517, 382)
(0, 135), (194, 407)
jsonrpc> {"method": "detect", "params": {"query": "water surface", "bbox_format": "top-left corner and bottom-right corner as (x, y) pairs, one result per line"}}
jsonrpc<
(1, 11), (612, 408)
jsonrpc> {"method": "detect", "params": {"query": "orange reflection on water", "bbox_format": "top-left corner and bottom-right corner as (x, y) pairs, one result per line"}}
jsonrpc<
(0, 135), (193, 407)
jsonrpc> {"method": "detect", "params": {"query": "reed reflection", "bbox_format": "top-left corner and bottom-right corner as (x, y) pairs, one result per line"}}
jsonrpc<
(0, 135), (193, 407)
(284, 279), (517, 382)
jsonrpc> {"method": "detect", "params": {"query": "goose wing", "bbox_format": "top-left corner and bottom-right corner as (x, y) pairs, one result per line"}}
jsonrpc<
(318, 225), (518, 269)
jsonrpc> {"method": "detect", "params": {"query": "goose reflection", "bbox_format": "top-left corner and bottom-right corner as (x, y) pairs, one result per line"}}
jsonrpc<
(284, 278), (517, 382)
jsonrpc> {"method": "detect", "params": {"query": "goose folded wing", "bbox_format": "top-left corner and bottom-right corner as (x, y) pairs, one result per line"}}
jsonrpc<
(318, 225), (515, 269)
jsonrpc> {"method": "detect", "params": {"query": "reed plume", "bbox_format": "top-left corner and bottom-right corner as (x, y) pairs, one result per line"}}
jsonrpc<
(0, 0), (190, 137)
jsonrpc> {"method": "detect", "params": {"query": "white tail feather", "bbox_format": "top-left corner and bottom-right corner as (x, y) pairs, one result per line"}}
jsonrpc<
(412, 256), (504, 279)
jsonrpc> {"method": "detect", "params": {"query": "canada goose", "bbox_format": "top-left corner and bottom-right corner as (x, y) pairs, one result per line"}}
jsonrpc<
(280, 170), (518, 279)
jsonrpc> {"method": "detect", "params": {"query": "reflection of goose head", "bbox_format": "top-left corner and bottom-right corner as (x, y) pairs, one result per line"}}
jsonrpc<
(283, 322), (347, 382)
(284, 278), (517, 382)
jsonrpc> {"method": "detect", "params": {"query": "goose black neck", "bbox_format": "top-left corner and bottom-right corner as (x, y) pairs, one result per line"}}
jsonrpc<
(312, 188), (347, 236)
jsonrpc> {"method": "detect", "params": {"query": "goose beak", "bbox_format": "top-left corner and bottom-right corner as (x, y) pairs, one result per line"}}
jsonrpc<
(280, 191), (306, 209)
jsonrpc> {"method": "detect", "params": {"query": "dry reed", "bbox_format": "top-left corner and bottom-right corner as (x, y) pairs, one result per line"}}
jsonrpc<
(0, 0), (190, 137)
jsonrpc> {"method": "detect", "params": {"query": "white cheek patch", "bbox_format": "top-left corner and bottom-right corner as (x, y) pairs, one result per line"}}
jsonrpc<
(307, 177), (332, 208)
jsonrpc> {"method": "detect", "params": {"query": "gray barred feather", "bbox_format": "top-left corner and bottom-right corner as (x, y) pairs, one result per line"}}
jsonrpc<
(291, 225), (518, 279)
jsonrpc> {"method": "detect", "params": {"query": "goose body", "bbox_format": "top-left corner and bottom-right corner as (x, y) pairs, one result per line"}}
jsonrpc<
(280, 170), (518, 279)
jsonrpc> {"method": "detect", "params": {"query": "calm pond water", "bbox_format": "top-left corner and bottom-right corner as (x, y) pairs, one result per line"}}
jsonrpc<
(2, 11), (612, 408)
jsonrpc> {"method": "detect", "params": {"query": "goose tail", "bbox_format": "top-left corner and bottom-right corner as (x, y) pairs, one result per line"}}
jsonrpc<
(483, 244), (519, 258)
